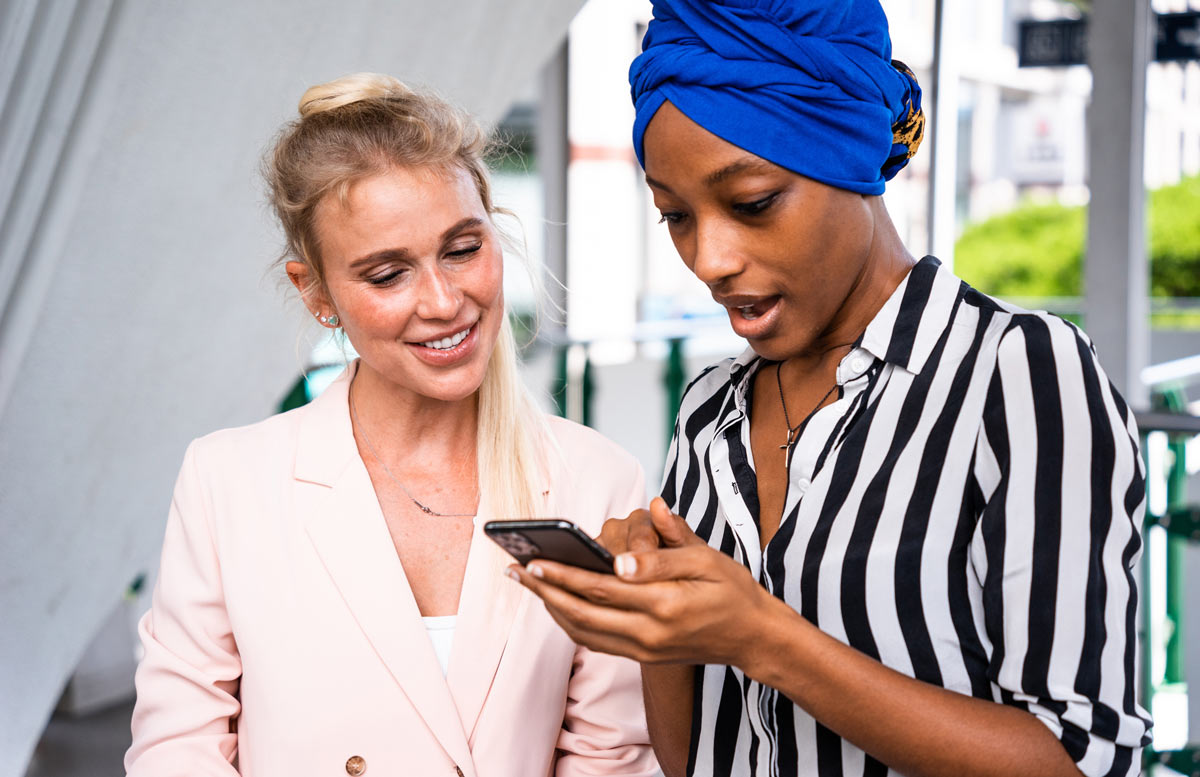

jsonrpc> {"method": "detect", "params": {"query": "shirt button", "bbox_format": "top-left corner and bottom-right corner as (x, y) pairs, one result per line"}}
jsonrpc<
(851, 356), (869, 373)
(796, 477), (811, 492)
(345, 755), (366, 775)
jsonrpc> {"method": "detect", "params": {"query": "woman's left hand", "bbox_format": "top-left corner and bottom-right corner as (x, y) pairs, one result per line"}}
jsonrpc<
(508, 498), (784, 668)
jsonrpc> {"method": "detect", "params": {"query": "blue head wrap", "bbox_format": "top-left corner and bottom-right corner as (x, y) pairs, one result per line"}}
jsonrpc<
(629, 0), (924, 195)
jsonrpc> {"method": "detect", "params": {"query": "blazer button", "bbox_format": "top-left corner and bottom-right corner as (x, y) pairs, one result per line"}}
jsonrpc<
(345, 755), (366, 775)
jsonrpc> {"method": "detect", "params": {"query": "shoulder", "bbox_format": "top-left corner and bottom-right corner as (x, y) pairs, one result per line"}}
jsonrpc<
(975, 303), (1136, 441)
(677, 355), (741, 416)
(188, 404), (305, 463)
(542, 415), (646, 529)
(988, 306), (1098, 382)
(663, 353), (748, 452)
(177, 402), (313, 494)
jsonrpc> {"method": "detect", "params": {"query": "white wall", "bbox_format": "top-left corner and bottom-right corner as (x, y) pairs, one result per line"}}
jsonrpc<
(0, 1), (583, 774)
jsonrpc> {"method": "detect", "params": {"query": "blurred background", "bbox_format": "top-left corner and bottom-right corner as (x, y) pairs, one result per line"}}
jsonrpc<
(2, 0), (1199, 775)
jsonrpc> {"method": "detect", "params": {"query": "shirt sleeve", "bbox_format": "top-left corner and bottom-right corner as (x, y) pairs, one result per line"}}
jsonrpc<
(125, 440), (242, 776)
(972, 315), (1153, 777)
(555, 455), (659, 776)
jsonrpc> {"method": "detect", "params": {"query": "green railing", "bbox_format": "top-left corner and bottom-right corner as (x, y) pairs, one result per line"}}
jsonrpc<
(1139, 359), (1200, 774)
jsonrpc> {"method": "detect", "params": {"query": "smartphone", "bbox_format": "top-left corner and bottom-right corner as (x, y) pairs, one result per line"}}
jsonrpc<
(484, 519), (615, 574)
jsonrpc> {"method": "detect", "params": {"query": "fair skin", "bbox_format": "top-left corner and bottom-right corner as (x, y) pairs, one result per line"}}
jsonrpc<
(512, 103), (1085, 777)
(287, 164), (504, 616)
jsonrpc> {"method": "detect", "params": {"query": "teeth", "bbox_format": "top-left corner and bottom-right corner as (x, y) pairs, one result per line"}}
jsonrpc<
(738, 305), (760, 320)
(421, 327), (470, 350)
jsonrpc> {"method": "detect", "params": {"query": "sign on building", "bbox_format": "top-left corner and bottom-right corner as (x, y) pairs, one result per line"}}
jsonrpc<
(1018, 12), (1200, 67)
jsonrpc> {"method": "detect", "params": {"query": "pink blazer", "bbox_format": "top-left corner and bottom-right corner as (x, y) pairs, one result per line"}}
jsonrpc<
(126, 367), (659, 777)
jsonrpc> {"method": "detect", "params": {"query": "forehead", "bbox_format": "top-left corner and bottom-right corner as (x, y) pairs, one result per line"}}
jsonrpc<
(339, 165), (480, 219)
(315, 165), (485, 249)
(642, 102), (783, 188)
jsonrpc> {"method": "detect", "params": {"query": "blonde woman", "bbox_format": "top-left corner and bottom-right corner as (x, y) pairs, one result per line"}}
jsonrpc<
(125, 73), (658, 777)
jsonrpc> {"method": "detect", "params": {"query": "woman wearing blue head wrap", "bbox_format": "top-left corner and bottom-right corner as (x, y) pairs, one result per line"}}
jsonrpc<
(512, 2), (1151, 777)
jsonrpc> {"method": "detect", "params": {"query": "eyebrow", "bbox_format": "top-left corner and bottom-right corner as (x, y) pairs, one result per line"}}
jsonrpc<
(645, 155), (779, 193)
(347, 216), (484, 269)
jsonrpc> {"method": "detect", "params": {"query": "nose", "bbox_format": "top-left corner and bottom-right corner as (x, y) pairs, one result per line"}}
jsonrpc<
(415, 265), (462, 320)
(688, 217), (744, 288)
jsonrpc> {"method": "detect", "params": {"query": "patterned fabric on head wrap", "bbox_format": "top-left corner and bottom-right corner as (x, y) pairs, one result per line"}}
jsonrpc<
(629, 0), (924, 195)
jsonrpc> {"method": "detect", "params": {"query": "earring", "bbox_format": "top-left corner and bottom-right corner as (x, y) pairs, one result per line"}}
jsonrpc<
(327, 314), (339, 327)
(314, 311), (339, 327)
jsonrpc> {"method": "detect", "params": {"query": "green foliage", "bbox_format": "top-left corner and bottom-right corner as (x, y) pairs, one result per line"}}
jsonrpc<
(1148, 175), (1200, 297)
(954, 175), (1200, 301)
(954, 202), (1084, 297)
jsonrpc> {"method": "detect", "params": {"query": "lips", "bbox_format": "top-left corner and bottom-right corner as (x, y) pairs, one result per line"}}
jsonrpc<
(418, 326), (471, 351)
(717, 294), (782, 340)
(406, 322), (480, 366)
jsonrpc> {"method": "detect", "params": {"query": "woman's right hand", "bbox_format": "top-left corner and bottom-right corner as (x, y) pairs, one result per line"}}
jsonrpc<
(596, 498), (693, 556)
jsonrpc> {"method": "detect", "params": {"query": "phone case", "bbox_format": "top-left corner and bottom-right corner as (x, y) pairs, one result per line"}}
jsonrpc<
(484, 520), (615, 574)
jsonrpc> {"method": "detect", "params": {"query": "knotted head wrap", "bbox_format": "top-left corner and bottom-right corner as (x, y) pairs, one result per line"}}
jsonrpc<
(629, 0), (924, 195)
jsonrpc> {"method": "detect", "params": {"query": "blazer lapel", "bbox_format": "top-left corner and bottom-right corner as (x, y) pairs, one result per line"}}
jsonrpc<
(445, 501), (528, 743)
(295, 366), (475, 772)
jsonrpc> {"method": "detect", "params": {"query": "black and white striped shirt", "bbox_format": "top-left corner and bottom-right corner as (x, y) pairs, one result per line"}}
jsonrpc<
(661, 256), (1153, 777)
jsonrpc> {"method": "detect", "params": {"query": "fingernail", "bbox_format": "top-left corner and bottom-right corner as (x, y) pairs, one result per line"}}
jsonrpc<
(527, 563), (544, 579)
(615, 554), (637, 578)
(505, 567), (520, 581)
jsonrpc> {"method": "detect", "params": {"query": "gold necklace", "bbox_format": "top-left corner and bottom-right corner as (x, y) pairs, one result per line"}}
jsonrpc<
(349, 393), (477, 518)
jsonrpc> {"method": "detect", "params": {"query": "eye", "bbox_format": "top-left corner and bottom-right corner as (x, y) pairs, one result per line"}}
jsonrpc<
(447, 242), (482, 259)
(366, 268), (405, 286)
(657, 210), (687, 226)
(732, 192), (778, 216)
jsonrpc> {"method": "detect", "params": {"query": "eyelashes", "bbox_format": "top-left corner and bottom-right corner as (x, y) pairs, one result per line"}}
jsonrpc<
(732, 192), (778, 215)
(363, 243), (483, 286)
(447, 243), (482, 258)
(656, 192), (781, 227)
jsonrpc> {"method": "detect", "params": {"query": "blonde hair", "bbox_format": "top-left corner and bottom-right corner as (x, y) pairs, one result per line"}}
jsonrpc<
(265, 72), (549, 521)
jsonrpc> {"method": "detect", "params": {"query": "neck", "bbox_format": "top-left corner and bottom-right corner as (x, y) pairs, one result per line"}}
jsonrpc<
(348, 361), (480, 464)
(796, 197), (914, 372)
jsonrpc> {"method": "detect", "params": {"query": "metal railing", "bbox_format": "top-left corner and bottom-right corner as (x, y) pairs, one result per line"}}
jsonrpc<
(1139, 354), (1200, 775)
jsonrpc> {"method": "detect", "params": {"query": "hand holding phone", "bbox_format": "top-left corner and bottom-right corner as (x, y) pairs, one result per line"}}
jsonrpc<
(484, 519), (614, 574)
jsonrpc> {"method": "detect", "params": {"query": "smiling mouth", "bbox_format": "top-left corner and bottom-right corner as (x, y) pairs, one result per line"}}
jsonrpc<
(418, 326), (472, 350)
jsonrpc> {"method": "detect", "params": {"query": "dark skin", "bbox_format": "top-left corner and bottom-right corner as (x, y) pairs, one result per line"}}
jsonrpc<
(511, 103), (1085, 777)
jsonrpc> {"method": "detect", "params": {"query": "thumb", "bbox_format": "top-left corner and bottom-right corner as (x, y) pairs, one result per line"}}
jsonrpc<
(649, 496), (702, 548)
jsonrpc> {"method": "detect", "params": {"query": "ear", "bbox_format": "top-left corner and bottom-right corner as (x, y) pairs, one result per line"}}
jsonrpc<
(285, 261), (328, 316)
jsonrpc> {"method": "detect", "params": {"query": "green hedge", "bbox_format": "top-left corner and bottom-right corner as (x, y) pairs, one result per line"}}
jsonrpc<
(955, 175), (1200, 299)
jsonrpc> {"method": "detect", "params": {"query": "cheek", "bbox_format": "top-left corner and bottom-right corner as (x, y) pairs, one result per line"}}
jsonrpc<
(471, 250), (506, 307)
(337, 289), (410, 337)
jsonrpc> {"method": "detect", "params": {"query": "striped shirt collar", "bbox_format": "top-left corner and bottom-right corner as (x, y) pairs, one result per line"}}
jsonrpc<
(725, 255), (958, 414)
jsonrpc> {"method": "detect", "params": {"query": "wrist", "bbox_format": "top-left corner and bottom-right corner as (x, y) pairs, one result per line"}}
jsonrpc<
(737, 591), (812, 688)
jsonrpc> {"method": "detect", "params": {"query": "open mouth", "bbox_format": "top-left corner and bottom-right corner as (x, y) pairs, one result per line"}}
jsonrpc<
(733, 297), (778, 321)
(417, 326), (472, 351)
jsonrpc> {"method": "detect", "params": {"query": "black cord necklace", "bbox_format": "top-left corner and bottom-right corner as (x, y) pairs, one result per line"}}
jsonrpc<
(775, 362), (839, 450)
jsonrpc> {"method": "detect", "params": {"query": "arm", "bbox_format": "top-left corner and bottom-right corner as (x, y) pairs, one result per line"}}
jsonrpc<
(639, 664), (693, 777)
(554, 455), (659, 776)
(555, 645), (662, 777)
(125, 441), (242, 777)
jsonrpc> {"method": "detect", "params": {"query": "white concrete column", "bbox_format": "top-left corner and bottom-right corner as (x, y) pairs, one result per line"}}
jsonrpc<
(925, 0), (959, 269)
(538, 41), (570, 325)
(1084, 0), (1151, 405)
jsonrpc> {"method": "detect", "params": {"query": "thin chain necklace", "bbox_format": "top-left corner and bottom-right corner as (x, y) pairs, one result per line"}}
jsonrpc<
(775, 362), (839, 450)
(349, 392), (477, 518)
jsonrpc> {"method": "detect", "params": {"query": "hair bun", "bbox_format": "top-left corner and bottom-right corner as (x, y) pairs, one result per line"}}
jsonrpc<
(297, 72), (413, 118)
